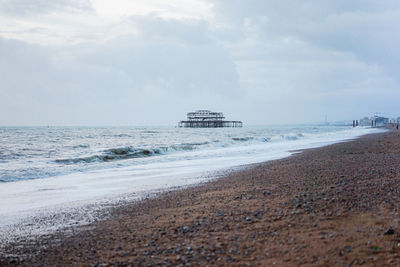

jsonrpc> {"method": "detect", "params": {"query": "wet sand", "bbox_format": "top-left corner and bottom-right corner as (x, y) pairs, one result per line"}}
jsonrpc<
(2, 130), (400, 266)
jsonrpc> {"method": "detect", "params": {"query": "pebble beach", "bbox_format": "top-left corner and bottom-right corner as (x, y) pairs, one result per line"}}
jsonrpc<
(2, 130), (400, 266)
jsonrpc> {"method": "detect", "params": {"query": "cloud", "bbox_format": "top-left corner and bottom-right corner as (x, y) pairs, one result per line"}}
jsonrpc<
(0, 15), (241, 125)
(1, 1), (400, 125)
(81, 16), (240, 95)
(211, 0), (400, 77)
(0, 0), (92, 15)
(205, 0), (400, 122)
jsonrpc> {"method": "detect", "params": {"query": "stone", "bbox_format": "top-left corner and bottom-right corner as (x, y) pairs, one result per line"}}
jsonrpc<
(183, 226), (190, 233)
(384, 228), (395, 235)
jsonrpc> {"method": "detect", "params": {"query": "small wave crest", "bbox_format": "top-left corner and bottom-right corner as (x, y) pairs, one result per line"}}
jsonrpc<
(72, 144), (90, 149)
(281, 133), (305, 141)
(232, 137), (271, 142)
(232, 137), (254, 142)
(170, 141), (210, 151)
(55, 142), (212, 165)
(55, 147), (163, 164)
(141, 130), (159, 134)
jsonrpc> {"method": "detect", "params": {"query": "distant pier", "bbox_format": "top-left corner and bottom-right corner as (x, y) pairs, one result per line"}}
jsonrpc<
(179, 110), (242, 128)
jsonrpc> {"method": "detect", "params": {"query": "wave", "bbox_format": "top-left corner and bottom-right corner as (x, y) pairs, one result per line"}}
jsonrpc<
(72, 144), (90, 149)
(232, 137), (254, 142)
(283, 135), (298, 141)
(113, 134), (132, 138)
(53, 132), (307, 166)
(141, 131), (159, 134)
(170, 141), (210, 151)
(232, 137), (271, 142)
(55, 142), (211, 165)
(0, 151), (25, 161)
(56, 147), (163, 164)
(282, 133), (305, 141)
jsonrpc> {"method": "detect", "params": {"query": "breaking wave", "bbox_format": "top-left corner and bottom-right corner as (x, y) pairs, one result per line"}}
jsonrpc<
(232, 137), (254, 142)
(275, 133), (306, 141)
(170, 141), (210, 151)
(55, 142), (212, 165)
(55, 147), (163, 164)
(232, 136), (271, 142)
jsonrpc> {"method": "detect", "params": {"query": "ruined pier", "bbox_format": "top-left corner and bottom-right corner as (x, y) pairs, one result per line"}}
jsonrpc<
(179, 110), (242, 128)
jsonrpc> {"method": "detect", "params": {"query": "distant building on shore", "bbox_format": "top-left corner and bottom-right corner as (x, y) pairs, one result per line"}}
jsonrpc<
(358, 115), (390, 127)
(373, 116), (389, 127)
(179, 110), (242, 128)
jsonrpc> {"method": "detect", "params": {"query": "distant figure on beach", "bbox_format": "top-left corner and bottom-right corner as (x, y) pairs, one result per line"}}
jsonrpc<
(397, 124), (399, 130)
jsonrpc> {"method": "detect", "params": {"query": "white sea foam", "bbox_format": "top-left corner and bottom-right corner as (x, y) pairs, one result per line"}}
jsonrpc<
(0, 125), (386, 248)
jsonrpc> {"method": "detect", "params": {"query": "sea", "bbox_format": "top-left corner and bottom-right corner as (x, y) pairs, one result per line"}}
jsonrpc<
(0, 125), (385, 241)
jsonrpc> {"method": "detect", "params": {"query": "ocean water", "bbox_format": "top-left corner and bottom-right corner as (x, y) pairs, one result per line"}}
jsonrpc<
(0, 125), (385, 233)
(0, 125), (378, 183)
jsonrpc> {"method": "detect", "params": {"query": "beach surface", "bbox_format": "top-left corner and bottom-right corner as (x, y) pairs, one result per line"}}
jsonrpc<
(2, 130), (400, 266)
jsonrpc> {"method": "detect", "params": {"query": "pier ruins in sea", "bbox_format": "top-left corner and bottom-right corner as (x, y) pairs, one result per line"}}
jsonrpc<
(179, 110), (242, 128)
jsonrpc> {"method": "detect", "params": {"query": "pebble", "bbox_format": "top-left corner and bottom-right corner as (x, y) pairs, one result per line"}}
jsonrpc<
(183, 226), (189, 233)
(384, 228), (395, 235)
(245, 216), (252, 222)
(254, 211), (262, 218)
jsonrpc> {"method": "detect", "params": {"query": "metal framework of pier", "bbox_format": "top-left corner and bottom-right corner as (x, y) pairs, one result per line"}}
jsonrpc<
(179, 110), (242, 128)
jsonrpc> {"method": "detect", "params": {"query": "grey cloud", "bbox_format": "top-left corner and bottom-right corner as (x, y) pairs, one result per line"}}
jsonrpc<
(1, 1), (400, 125)
(131, 16), (211, 45)
(78, 16), (240, 97)
(0, 16), (241, 125)
(213, 0), (400, 77)
(206, 0), (400, 122)
(0, 0), (92, 15)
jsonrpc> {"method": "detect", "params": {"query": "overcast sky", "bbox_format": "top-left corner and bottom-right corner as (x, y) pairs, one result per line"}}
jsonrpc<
(1, 0), (399, 126)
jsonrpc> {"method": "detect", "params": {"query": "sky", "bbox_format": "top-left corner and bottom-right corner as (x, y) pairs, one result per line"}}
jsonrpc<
(0, 0), (399, 126)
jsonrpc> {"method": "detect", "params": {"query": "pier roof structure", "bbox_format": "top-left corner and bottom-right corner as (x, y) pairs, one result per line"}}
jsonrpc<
(179, 110), (242, 128)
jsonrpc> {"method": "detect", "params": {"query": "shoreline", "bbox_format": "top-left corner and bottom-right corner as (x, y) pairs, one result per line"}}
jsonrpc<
(2, 130), (400, 265)
(0, 127), (380, 243)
